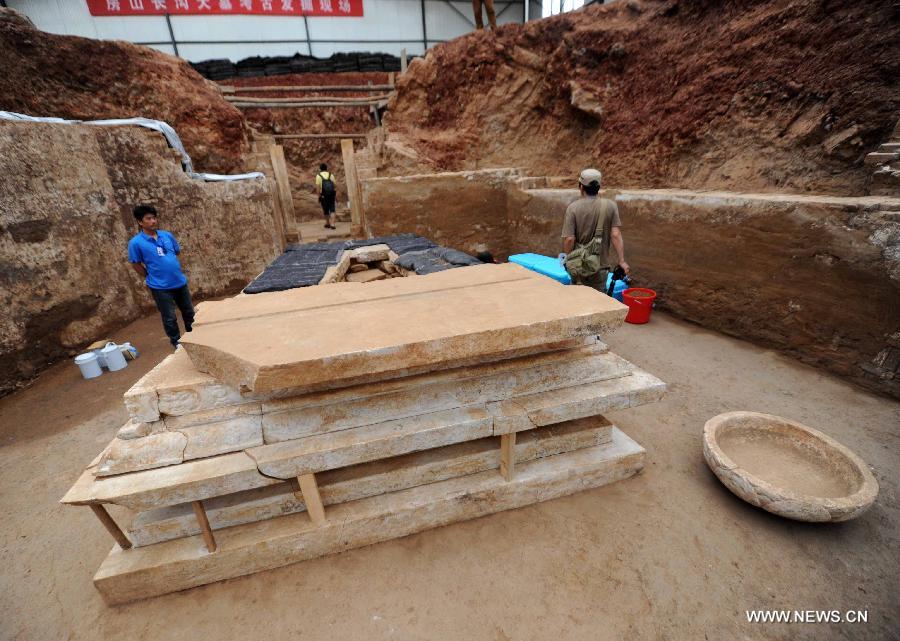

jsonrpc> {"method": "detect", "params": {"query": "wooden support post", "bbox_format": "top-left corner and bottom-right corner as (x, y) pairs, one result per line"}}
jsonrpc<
(340, 138), (366, 237)
(268, 144), (296, 244)
(500, 432), (516, 481)
(388, 72), (396, 87)
(298, 473), (326, 525)
(89, 504), (132, 550)
(191, 500), (217, 553)
(400, 48), (408, 72)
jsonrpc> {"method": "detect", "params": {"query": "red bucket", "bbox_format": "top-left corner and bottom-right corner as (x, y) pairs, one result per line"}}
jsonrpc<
(622, 288), (657, 324)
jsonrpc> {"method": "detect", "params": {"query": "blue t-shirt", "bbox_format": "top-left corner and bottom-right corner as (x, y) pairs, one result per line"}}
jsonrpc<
(127, 230), (188, 290)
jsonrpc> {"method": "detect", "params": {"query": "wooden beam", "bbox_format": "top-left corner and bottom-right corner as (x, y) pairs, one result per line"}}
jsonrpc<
(225, 94), (391, 104)
(388, 72), (396, 87)
(231, 101), (384, 109)
(89, 504), (132, 550)
(500, 432), (516, 481)
(273, 133), (367, 140)
(297, 473), (326, 524)
(191, 500), (217, 553)
(340, 138), (365, 235)
(220, 84), (395, 93)
(400, 48), (408, 72)
(268, 144), (295, 245)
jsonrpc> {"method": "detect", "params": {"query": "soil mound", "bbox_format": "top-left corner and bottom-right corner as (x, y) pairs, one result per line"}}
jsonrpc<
(384, 0), (900, 194)
(0, 8), (248, 173)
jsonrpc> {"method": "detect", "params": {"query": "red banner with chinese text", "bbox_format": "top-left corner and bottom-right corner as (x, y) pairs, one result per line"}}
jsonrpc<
(87, 0), (363, 17)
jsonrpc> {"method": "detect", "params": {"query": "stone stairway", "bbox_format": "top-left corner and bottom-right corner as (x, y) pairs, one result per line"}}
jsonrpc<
(866, 130), (900, 195)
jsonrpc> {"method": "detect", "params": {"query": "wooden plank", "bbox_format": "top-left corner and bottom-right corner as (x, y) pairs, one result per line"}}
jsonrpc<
(268, 144), (296, 237)
(500, 432), (516, 481)
(89, 504), (132, 550)
(297, 474), (326, 524)
(340, 138), (364, 233)
(400, 48), (408, 72)
(388, 72), (396, 87)
(231, 101), (385, 109)
(221, 84), (395, 93)
(191, 500), (217, 553)
(274, 133), (367, 140)
(226, 94), (391, 104)
(94, 429), (645, 604)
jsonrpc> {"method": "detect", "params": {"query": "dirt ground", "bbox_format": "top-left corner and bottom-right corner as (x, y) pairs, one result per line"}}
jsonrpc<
(0, 311), (896, 641)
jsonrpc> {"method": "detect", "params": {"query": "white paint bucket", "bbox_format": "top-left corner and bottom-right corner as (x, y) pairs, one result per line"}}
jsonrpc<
(74, 352), (103, 379)
(101, 342), (128, 372)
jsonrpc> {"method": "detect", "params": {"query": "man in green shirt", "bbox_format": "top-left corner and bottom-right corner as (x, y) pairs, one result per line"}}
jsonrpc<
(561, 168), (630, 291)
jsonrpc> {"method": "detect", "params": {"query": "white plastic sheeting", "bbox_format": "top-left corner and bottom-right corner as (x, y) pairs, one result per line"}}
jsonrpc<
(0, 111), (264, 182)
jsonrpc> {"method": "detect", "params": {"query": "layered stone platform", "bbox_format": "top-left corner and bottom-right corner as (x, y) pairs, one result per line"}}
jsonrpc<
(96, 429), (645, 605)
(61, 264), (665, 603)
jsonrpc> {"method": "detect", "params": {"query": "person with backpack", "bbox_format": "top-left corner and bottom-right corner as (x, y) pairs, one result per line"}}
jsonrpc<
(561, 168), (629, 292)
(316, 163), (337, 229)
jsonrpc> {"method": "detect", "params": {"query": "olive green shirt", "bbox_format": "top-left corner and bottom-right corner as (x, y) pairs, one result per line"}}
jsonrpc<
(561, 196), (622, 266)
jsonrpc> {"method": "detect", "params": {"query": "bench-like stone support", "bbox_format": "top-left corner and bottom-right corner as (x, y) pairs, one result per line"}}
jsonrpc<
(94, 428), (645, 605)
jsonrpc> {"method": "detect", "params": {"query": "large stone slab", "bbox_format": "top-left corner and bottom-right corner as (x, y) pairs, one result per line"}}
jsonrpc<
(248, 407), (494, 478)
(500, 369), (668, 433)
(177, 415), (264, 461)
(123, 348), (244, 424)
(123, 335), (598, 423)
(96, 432), (187, 477)
(61, 452), (280, 511)
(94, 427), (645, 604)
(128, 416), (614, 546)
(180, 263), (627, 393)
(260, 343), (628, 443)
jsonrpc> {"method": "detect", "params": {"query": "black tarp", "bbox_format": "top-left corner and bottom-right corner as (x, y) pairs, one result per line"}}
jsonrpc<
(243, 234), (482, 294)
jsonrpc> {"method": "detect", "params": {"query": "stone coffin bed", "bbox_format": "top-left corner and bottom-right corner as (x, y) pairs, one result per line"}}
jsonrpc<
(61, 263), (665, 603)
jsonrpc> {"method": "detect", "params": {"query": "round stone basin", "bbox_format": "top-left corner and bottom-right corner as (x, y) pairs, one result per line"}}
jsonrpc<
(703, 411), (878, 522)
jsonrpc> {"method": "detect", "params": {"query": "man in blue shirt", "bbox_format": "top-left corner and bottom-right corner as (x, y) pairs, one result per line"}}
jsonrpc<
(127, 204), (194, 348)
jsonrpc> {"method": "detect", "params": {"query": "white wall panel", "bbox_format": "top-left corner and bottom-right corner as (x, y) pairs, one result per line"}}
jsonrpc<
(311, 40), (423, 58)
(168, 15), (308, 42)
(8, 0), (535, 63)
(177, 41), (315, 60)
(92, 16), (170, 41)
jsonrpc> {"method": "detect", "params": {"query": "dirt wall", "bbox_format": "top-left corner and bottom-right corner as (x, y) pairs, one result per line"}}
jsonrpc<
(382, 0), (900, 196)
(0, 121), (279, 396)
(363, 168), (524, 255)
(0, 8), (250, 174)
(363, 171), (900, 398)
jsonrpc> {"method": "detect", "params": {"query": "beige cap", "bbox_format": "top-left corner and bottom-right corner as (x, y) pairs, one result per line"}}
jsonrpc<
(579, 168), (602, 187)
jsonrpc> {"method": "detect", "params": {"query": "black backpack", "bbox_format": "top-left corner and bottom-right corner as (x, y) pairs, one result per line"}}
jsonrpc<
(320, 172), (336, 197)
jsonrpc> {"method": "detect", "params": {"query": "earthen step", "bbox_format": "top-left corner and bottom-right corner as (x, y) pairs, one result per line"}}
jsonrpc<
(864, 151), (900, 165)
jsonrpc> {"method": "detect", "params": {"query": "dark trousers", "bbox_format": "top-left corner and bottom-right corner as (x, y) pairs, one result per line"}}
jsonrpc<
(320, 193), (336, 217)
(472, 0), (496, 29)
(150, 285), (195, 346)
(572, 268), (609, 293)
